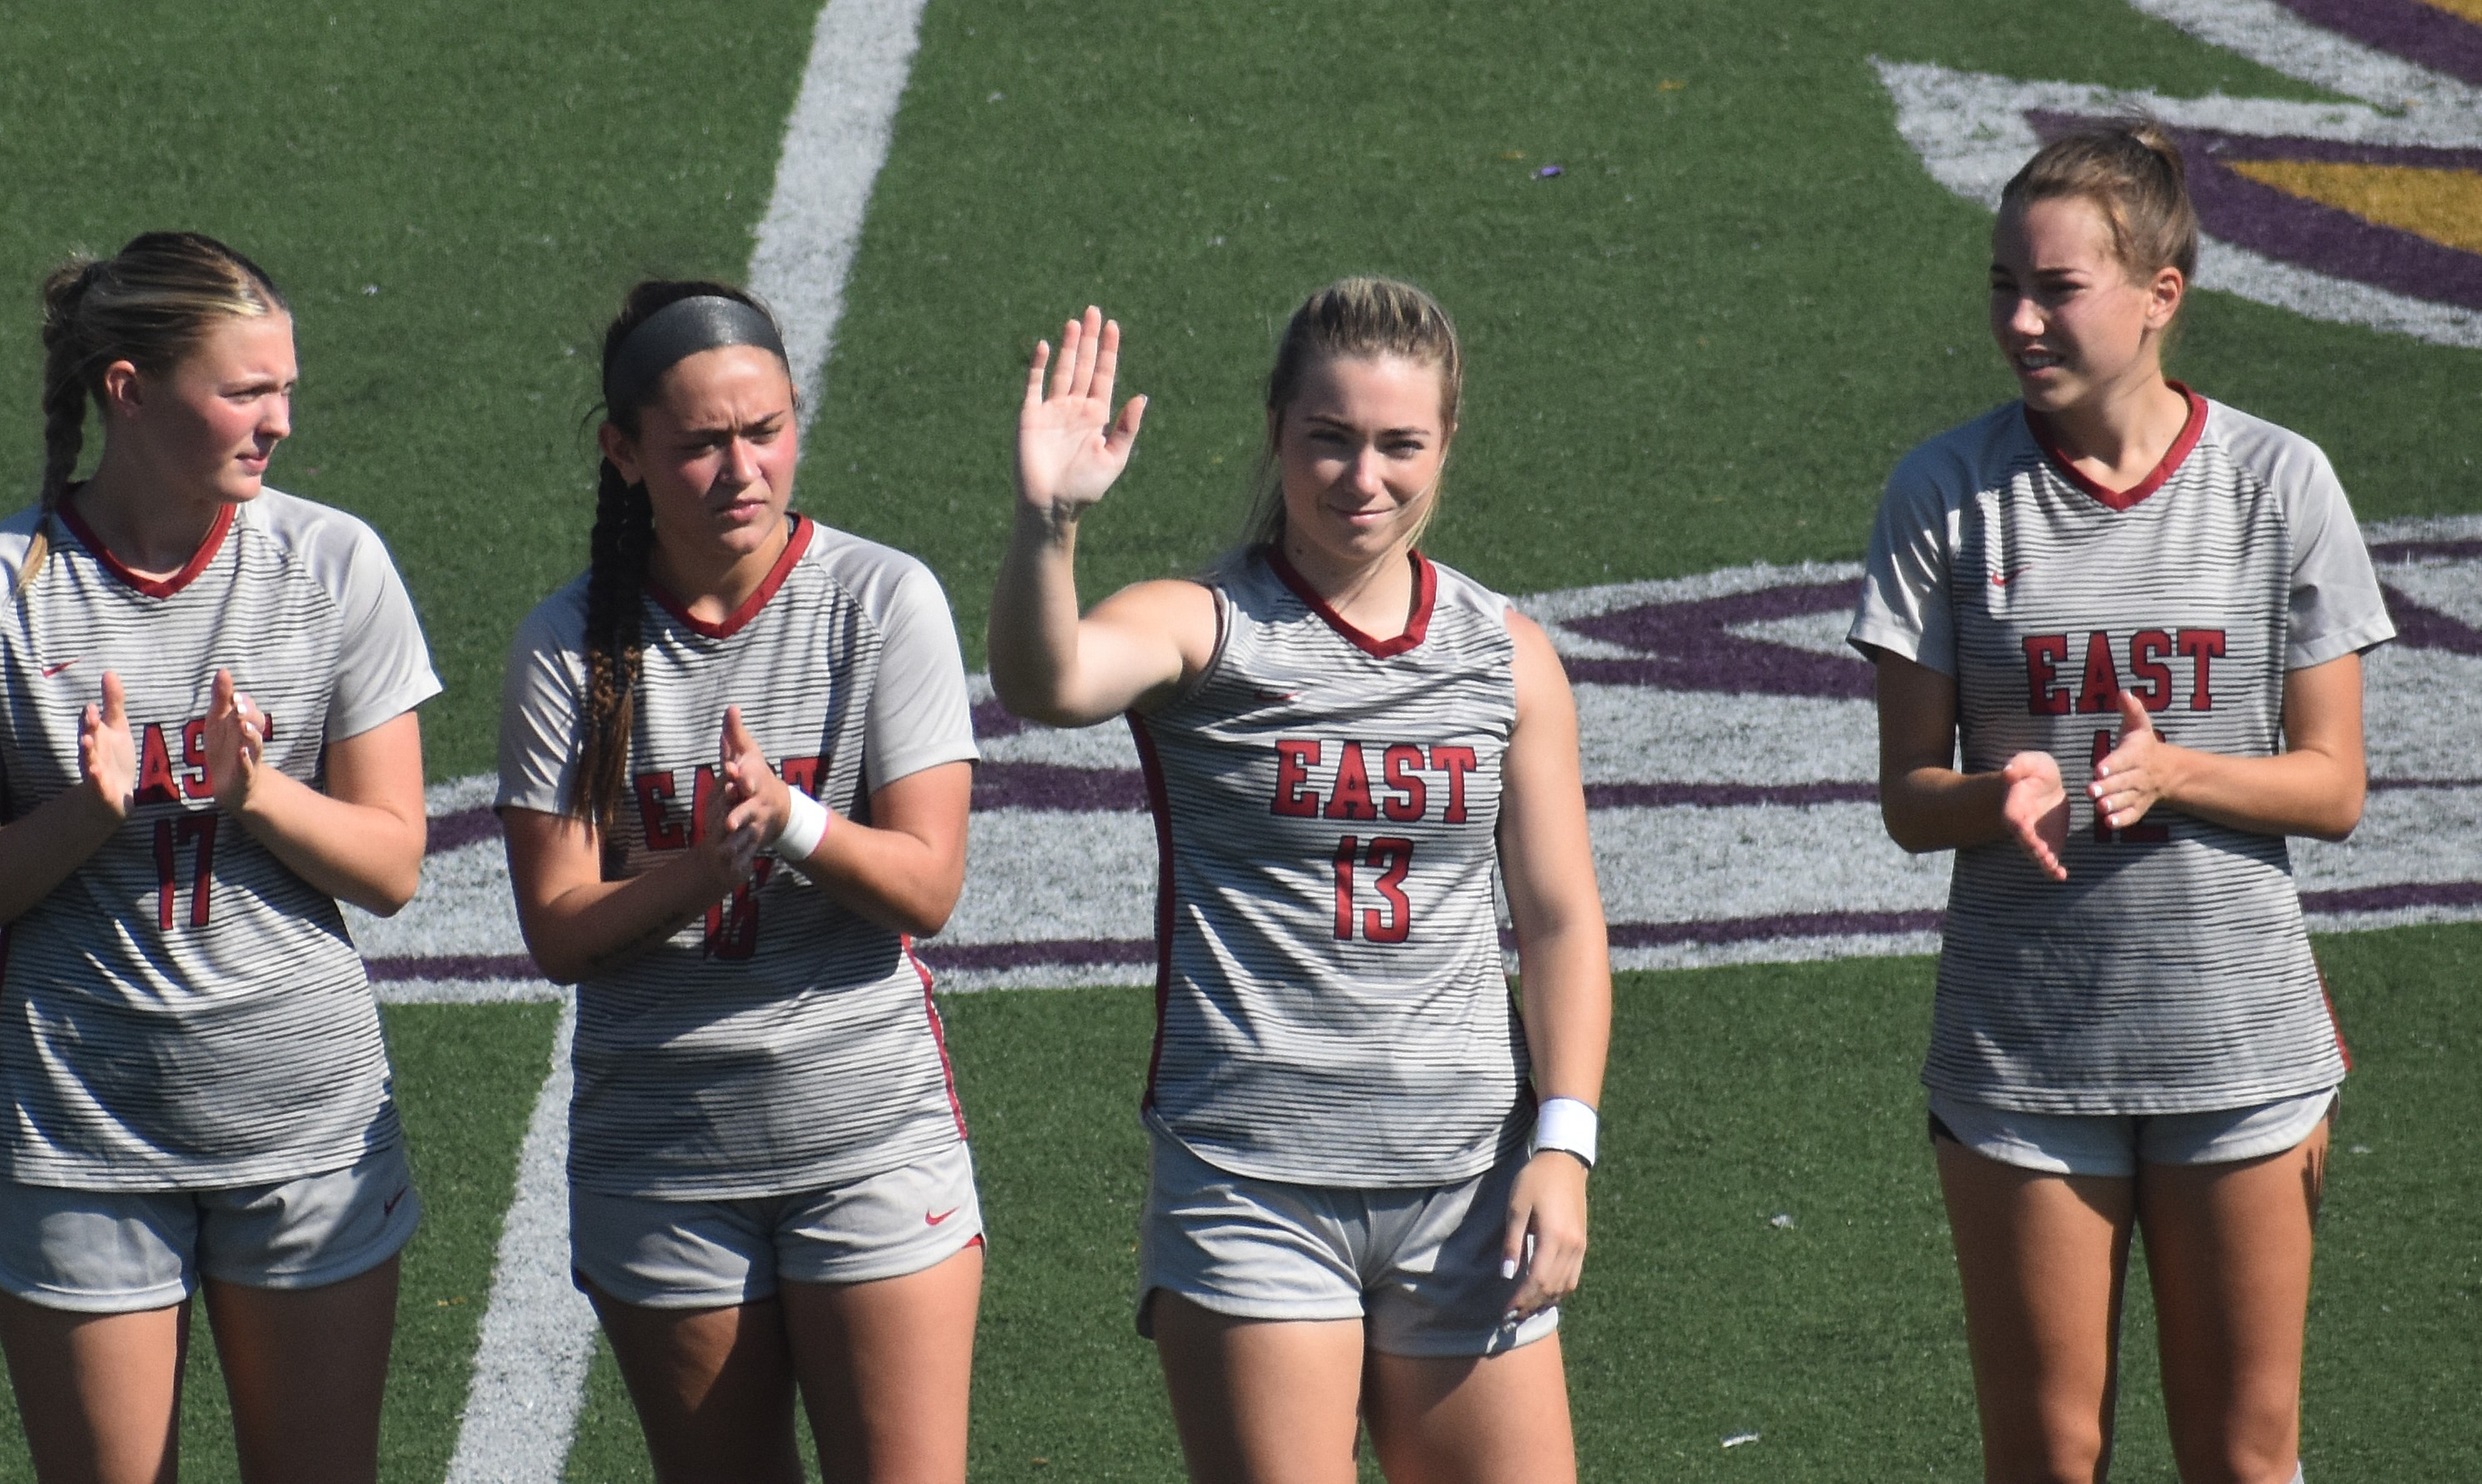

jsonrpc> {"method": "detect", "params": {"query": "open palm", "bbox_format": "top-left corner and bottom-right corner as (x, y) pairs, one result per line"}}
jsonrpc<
(1015, 305), (1146, 521)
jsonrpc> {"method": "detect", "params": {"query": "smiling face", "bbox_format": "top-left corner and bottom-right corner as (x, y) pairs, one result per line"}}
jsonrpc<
(1272, 352), (1453, 571)
(1989, 194), (2184, 415)
(110, 312), (297, 508)
(601, 344), (798, 583)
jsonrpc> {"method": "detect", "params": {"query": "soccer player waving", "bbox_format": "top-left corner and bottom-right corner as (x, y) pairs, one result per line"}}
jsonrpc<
(992, 282), (1612, 1484)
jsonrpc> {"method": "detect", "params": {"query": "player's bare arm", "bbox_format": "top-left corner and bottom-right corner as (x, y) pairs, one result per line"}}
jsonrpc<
(0, 671), (136, 922)
(991, 308), (1217, 726)
(1496, 610), (1611, 1317)
(718, 702), (972, 937)
(502, 789), (758, 985)
(206, 669), (429, 915)
(2088, 652), (2365, 840)
(1872, 649), (2070, 881)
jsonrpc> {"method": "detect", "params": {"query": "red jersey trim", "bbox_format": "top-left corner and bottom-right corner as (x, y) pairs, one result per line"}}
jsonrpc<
(2024, 383), (2208, 514)
(56, 497), (235, 600)
(1265, 546), (1435, 658)
(1128, 713), (1177, 1112)
(905, 935), (971, 1139)
(646, 513), (813, 640)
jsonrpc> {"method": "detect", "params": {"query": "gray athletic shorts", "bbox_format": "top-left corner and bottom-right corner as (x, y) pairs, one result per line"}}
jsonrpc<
(1137, 1129), (1558, 1359)
(0, 1142), (420, 1315)
(1928, 1087), (2337, 1179)
(571, 1140), (983, 1309)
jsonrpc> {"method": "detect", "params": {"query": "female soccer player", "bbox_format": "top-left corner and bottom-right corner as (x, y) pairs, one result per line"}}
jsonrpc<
(0, 232), (437, 1483)
(990, 281), (1611, 1484)
(498, 281), (982, 1484)
(1851, 123), (2392, 1484)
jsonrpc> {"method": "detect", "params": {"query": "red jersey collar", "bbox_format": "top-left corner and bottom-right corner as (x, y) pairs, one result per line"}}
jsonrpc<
(56, 494), (235, 600)
(647, 513), (812, 640)
(2026, 382), (2208, 513)
(1266, 544), (1435, 659)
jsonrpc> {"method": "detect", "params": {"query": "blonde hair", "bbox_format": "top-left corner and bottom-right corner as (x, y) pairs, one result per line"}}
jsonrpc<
(20, 232), (286, 597)
(1241, 276), (1464, 551)
(2000, 120), (2199, 285)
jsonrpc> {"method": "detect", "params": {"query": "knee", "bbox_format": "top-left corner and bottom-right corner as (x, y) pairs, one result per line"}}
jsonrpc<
(1984, 1419), (2110, 1484)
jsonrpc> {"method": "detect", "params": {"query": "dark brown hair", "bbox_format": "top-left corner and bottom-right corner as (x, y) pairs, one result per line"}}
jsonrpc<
(571, 280), (788, 838)
(1242, 276), (1464, 549)
(21, 232), (285, 596)
(2000, 120), (2200, 285)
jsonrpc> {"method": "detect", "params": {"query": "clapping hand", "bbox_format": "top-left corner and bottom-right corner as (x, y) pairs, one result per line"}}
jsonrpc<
(2000, 749), (2070, 881)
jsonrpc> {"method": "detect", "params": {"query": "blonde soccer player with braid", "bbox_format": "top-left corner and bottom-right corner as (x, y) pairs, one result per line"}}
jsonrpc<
(0, 232), (437, 1483)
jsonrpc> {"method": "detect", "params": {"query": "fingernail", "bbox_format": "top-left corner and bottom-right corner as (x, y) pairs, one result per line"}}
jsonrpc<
(1500, 1258), (1517, 1280)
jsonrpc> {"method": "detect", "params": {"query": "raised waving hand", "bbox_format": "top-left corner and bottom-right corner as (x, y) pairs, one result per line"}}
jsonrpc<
(1015, 306), (1147, 523)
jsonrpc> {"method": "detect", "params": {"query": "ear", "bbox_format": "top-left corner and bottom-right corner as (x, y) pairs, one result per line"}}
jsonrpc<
(598, 421), (643, 486)
(98, 360), (144, 420)
(2145, 265), (2185, 331)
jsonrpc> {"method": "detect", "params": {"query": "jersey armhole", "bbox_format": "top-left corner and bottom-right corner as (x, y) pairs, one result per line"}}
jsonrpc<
(1148, 581), (1231, 714)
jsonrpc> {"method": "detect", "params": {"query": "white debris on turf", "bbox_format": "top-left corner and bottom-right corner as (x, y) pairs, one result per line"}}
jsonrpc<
(1722, 1431), (1762, 1449)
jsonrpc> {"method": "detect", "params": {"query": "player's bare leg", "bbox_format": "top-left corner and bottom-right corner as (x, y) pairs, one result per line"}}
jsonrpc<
(1936, 1138), (2136, 1484)
(206, 1257), (398, 1484)
(1363, 1335), (1576, 1484)
(781, 1241), (982, 1484)
(1152, 1295), (1364, 1484)
(2140, 1118), (2326, 1484)
(586, 1280), (805, 1484)
(0, 1293), (189, 1484)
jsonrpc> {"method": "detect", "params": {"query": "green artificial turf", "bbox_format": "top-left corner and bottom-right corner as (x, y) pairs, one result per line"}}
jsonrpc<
(0, 1002), (558, 1484)
(812, 0), (2480, 671)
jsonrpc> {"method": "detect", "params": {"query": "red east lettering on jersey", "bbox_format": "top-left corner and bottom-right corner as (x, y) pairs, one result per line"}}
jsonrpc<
(1381, 745), (1427, 822)
(2177, 629), (2224, 710)
(2022, 635), (2070, 715)
(2127, 629), (2174, 712)
(1431, 745), (1477, 823)
(136, 724), (180, 805)
(634, 771), (686, 849)
(2076, 631), (2121, 714)
(1271, 740), (1322, 817)
(1323, 742), (1377, 821)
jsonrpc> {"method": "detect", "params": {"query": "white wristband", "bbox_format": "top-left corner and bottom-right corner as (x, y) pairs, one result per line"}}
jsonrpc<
(772, 790), (830, 862)
(1529, 1097), (1598, 1169)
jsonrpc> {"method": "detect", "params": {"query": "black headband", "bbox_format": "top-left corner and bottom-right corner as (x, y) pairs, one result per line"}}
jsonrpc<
(602, 294), (788, 414)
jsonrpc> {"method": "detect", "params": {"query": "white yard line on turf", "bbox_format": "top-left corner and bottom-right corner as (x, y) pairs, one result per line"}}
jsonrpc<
(747, 0), (933, 432)
(440, 2), (930, 1476)
(443, 995), (595, 1484)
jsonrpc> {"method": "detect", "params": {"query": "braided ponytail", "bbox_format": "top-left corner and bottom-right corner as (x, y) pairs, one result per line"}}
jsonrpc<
(573, 459), (655, 839)
(16, 233), (285, 599)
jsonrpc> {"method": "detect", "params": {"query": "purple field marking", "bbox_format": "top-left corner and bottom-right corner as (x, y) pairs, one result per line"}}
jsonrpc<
(971, 696), (1027, 739)
(1566, 580), (1871, 700)
(2274, 0), (2482, 86)
(2029, 111), (2482, 313)
(432, 807), (503, 852)
(973, 762), (1149, 812)
(2374, 538), (2482, 563)
(2302, 880), (2482, 912)
(367, 953), (539, 982)
(2381, 582), (2482, 656)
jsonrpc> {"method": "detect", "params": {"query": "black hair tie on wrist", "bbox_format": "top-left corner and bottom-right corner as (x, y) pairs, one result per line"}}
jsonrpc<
(603, 295), (788, 414)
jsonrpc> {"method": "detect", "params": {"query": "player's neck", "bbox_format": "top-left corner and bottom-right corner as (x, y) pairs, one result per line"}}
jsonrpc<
(1279, 533), (1420, 642)
(2034, 368), (2191, 493)
(70, 451), (230, 580)
(647, 520), (793, 625)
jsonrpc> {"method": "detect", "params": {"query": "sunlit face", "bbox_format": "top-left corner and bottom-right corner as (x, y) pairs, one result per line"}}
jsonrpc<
(116, 312), (297, 506)
(1989, 194), (2183, 414)
(602, 344), (798, 568)
(1273, 353), (1453, 568)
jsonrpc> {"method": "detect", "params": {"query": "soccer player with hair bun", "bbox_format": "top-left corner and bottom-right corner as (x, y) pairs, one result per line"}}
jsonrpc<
(1851, 121), (2393, 1484)
(498, 280), (982, 1483)
(991, 279), (1611, 1484)
(0, 232), (438, 1483)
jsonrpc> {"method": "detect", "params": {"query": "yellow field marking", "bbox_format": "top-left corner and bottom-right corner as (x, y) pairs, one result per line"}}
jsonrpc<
(2418, 0), (2482, 27)
(2227, 159), (2482, 256)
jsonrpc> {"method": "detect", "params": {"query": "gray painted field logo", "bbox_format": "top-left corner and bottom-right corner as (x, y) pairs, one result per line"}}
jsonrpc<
(1880, 0), (2482, 348)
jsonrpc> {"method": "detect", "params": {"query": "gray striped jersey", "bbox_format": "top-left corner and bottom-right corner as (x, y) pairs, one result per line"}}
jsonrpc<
(0, 490), (440, 1189)
(1850, 392), (2395, 1114)
(498, 515), (979, 1199)
(1133, 548), (1529, 1188)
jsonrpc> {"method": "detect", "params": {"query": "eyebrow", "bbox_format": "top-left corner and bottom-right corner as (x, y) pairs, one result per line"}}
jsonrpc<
(1303, 412), (1433, 437)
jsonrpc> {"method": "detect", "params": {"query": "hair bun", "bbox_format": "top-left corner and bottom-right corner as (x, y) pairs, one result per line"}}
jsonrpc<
(38, 257), (103, 347)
